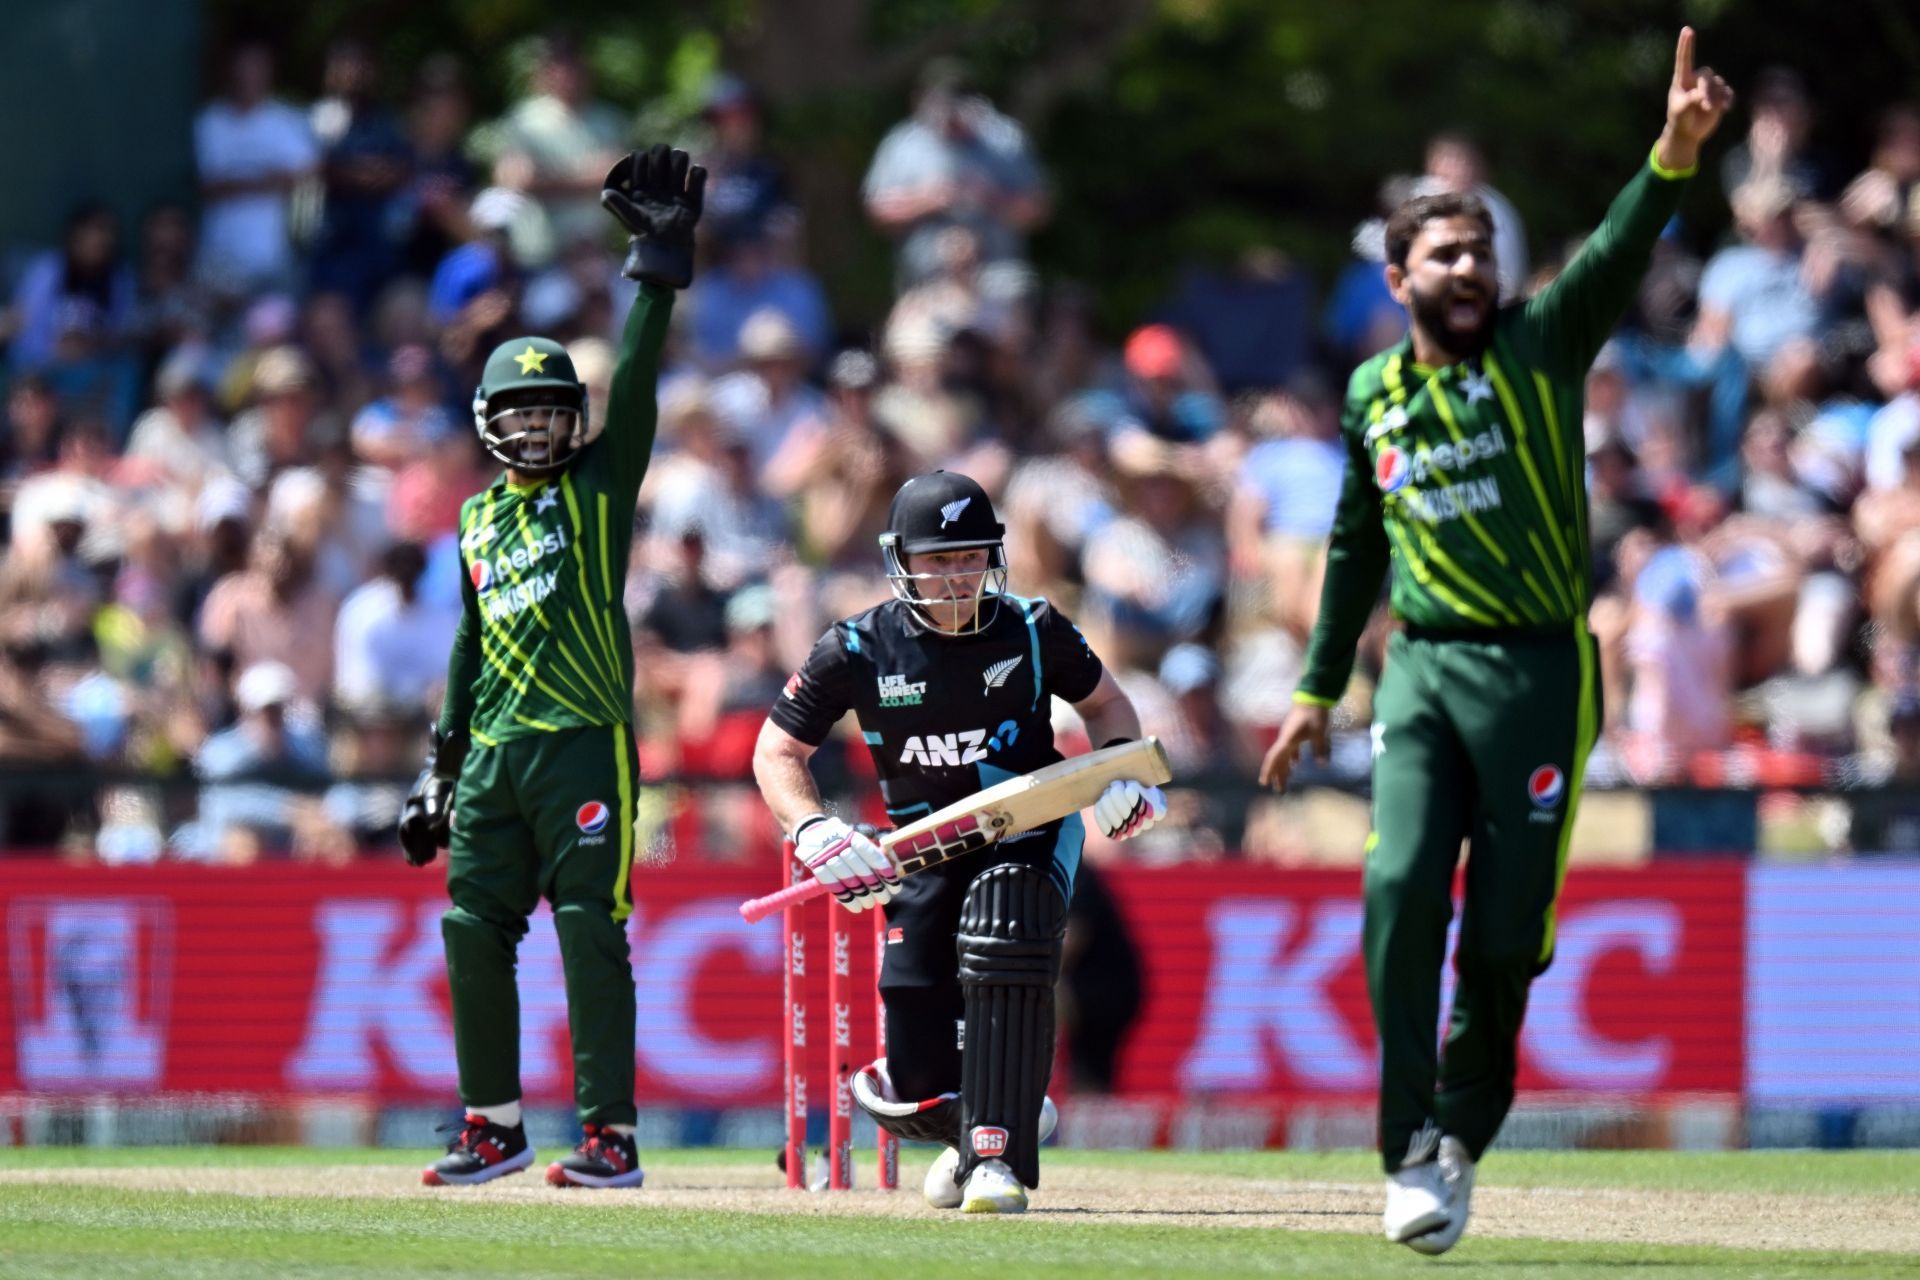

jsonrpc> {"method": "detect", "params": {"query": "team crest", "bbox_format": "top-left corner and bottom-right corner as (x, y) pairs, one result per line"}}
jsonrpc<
(575, 801), (611, 835)
(939, 497), (971, 527)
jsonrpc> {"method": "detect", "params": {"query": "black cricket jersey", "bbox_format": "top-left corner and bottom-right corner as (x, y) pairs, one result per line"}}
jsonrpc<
(769, 594), (1105, 825)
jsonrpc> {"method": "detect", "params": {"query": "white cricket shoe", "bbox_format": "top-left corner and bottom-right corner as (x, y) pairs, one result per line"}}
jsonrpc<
(1405, 1136), (1476, 1256)
(1382, 1159), (1450, 1246)
(924, 1095), (1058, 1209)
(959, 1158), (1028, 1214)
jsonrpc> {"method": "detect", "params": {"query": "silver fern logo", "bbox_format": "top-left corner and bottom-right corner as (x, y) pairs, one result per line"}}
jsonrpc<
(939, 497), (971, 527)
(983, 655), (1023, 691)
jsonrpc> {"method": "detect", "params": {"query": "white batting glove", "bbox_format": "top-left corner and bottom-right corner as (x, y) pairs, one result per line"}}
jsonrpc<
(793, 815), (899, 913)
(1093, 779), (1167, 841)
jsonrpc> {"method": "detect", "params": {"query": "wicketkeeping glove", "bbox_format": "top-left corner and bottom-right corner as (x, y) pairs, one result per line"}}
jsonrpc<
(794, 815), (899, 913)
(1093, 778), (1167, 841)
(398, 728), (469, 867)
(600, 143), (707, 289)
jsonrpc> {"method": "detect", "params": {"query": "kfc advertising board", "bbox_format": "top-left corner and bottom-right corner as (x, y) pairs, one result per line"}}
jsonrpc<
(0, 858), (1786, 1116)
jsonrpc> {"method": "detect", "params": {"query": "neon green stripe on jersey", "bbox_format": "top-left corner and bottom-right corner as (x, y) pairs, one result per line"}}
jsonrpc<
(561, 475), (626, 681)
(1486, 351), (1568, 509)
(1412, 522), (1524, 623)
(514, 711), (564, 732)
(1419, 383), (1512, 569)
(593, 492), (628, 688)
(1471, 357), (1577, 592)
(611, 724), (635, 923)
(471, 503), (603, 726)
(508, 501), (626, 721)
(1534, 370), (1591, 595)
(1384, 520), (1504, 626)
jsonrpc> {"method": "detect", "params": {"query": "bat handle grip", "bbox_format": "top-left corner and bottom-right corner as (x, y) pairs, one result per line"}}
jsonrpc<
(740, 875), (829, 923)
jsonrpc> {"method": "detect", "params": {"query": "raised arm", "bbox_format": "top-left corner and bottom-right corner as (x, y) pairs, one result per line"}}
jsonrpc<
(1521, 28), (1734, 375)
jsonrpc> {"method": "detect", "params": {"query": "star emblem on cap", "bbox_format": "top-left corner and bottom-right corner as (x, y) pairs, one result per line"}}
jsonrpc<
(513, 345), (549, 375)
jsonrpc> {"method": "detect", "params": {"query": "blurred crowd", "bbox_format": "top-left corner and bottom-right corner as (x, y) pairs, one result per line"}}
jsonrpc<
(5, 38), (1920, 863)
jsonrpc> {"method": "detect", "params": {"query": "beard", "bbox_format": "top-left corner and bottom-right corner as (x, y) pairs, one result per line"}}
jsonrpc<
(1409, 280), (1495, 360)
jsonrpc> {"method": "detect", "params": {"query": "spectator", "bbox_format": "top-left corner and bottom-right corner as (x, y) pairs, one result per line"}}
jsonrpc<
(1416, 132), (1528, 301)
(5, 204), (136, 374)
(1721, 68), (1833, 201)
(193, 42), (319, 299)
(1696, 177), (1822, 372)
(773, 349), (916, 570)
(632, 531), (732, 656)
(1229, 383), (1345, 641)
(470, 34), (628, 250)
(1081, 461), (1227, 666)
(350, 343), (457, 470)
(0, 480), (105, 661)
(696, 73), (796, 251)
(1159, 247), (1315, 394)
(333, 541), (458, 714)
(1003, 393), (1119, 593)
(0, 637), (88, 847)
(301, 291), (382, 421)
(309, 38), (412, 313)
(197, 527), (337, 704)
(123, 346), (230, 490)
(129, 204), (207, 367)
(1586, 433), (1666, 592)
(647, 380), (790, 588)
(687, 221), (831, 370)
(863, 59), (1049, 290)
(318, 702), (418, 858)
(1839, 104), (1920, 236)
(181, 660), (329, 862)
(428, 189), (526, 371)
(1866, 335), (1920, 492)
(1102, 325), (1227, 486)
(1622, 545), (1734, 781)
(397, 57), (479, 279)
(225, 345), (335, 489)
(1, 373), (64, 485)
(709, 309), (829, 476)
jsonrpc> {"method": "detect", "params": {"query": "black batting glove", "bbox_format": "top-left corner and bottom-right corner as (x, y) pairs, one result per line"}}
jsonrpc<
(398, 729), (469, 867)
(600, 144), (707, 289)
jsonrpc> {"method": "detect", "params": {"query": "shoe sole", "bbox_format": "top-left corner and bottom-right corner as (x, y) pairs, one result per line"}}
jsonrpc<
(546, 1163), (646, 1189)
(422, 1147), (535, 1186)
(961, 1195), (1028, 1214)
(1384, 1207), (1450, 1243)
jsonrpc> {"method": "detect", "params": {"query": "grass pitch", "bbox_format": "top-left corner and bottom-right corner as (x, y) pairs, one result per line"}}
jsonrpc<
(1, 1146), (1916, 1279)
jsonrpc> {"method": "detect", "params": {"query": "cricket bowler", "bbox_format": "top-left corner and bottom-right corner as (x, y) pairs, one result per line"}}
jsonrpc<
(752, 470), (1167, 1212)
(1258, 30), (1732, 1255)
(398, 144), (705, 1189)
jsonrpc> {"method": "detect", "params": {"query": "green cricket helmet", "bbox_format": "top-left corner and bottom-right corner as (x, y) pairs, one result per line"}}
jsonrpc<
(471, 336), (590, 476)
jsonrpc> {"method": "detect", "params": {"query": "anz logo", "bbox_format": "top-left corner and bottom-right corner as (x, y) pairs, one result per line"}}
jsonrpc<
(899, 720), (1020, 767)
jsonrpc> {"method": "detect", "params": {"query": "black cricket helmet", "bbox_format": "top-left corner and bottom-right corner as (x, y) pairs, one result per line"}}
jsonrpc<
(879, 470), (1008, 633)
(472, 336), (589, 476)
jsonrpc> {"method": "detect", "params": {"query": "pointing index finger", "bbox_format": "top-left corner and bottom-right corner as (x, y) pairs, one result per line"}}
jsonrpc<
(1674, 26), (1695, 89)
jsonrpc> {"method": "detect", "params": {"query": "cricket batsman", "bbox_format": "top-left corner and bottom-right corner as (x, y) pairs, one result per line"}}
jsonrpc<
(752, 471), (1167, 1212)
(1258, 30), (1732, 1255)
(398, 144), (705, 1189)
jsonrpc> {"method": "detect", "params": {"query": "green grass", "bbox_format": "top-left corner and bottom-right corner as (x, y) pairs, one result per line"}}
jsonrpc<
(0, 1148), (1915, 1279)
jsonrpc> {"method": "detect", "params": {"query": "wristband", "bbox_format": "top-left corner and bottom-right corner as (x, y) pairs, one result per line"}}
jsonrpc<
(792, 813), (830, 842)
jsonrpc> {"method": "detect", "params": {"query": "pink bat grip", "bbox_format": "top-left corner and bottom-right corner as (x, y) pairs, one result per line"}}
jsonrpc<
(740, 875), (830, 923)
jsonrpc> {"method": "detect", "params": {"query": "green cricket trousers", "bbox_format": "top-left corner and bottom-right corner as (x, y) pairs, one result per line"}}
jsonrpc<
(444, 724), (640, 1126)
(1365, 622), (1599, 1172)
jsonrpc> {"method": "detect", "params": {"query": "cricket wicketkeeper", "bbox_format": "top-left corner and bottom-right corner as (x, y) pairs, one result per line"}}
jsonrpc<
(398, 144), (705, 1189)
(1258, 29), (1732, 1255)
(752, 471), (1166, 1213)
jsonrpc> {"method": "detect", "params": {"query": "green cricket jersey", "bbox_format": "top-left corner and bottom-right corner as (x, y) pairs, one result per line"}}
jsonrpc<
(1296, 150), (1692, 705)
(436, 285), (672, 747)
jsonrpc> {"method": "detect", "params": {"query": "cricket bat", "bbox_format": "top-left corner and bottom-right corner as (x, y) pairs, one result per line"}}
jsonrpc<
(738, 737), (1172, 924)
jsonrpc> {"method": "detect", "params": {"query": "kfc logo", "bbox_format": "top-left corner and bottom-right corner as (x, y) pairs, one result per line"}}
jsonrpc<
(9, 899), (172, 1089)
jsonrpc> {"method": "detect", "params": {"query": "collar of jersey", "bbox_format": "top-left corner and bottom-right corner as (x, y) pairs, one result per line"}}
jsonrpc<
(494, 470), (550, 494)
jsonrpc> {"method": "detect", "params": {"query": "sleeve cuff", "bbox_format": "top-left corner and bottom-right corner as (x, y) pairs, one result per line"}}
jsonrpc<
(1292, 691), (1338, 708)
(1647, 143), (1697, 182)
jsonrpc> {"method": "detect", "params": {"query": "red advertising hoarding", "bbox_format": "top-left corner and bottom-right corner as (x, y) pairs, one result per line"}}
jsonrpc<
(0, 860), (1745, 1107)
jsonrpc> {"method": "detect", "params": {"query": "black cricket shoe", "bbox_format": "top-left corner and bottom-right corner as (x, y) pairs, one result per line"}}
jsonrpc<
(422, 1113), (534, 1186)
(547, 1123), (645, 1188)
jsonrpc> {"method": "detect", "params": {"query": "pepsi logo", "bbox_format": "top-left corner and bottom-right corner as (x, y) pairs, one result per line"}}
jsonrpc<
(1528, 765), (1566, 810)
(1375, 446), (1411, 494)
(969, 1126), (1009, 1156)
(575, 801), (610, 834)
(470, 559), (493, 593)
